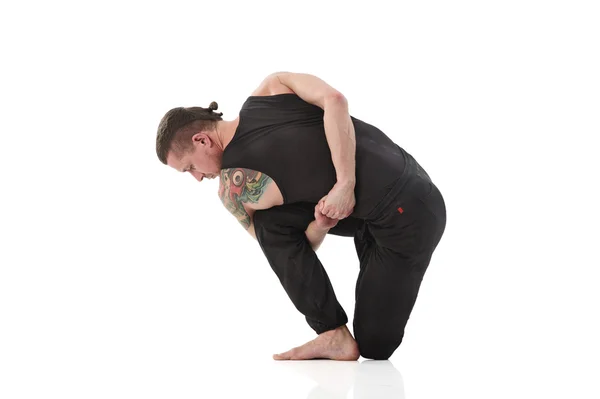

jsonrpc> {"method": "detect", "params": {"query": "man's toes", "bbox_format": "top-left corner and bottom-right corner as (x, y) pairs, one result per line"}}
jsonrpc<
(273, 349), (294, 360)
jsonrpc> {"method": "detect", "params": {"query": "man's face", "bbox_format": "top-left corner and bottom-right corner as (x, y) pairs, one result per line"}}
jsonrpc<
(166, 133), (221, 182)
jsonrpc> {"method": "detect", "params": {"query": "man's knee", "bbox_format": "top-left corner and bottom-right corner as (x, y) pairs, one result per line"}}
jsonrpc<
(355, 332), (403, 360)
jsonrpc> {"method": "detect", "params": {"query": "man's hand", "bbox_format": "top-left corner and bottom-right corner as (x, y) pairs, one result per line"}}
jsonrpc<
(318, 181), (356, 220)
(314, 202), (340, 230)
(305, 203), (338, 251)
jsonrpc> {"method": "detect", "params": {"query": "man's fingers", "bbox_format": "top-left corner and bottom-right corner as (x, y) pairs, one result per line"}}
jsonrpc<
(321, 200), (354, 218)
(318, 196), (327, 208)
(323, 207), (338, 219)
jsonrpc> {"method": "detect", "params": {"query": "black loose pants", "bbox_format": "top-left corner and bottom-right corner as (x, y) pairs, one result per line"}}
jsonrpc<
(253, 155), (446, 360)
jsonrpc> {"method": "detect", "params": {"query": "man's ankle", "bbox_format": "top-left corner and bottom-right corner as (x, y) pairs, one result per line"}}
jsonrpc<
(321, 324), (348, 337)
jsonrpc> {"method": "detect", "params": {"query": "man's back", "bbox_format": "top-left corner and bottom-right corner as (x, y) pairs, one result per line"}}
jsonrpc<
(221, 93), (408, 218)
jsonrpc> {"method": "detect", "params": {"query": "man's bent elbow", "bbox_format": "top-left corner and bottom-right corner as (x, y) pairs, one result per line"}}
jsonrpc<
(325, 91), (348, 109)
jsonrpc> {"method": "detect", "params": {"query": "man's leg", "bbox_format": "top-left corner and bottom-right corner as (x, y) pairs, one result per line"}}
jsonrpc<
(253, 202), (360, 360)
(352, 242), (435, 360)
(353, 179), (447, 360)
(253, 202), (348, 334)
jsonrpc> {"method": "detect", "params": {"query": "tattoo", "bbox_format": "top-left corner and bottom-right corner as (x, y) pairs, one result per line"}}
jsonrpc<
(218, 168), (272, 229)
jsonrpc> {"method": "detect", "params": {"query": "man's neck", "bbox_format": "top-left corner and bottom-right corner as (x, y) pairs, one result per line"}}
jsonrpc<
(215, 118), (240, 151)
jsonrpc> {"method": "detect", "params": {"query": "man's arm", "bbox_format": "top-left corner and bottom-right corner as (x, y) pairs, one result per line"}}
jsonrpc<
(305, 221), (330, 252)
(218, 168), (264, 239)
(270, 72), (356, 186)
(218, 168), (327, 249)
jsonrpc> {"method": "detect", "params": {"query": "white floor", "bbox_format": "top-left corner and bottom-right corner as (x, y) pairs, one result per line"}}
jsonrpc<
(1, 325), (598, 399)
(245, 359), (406, 399)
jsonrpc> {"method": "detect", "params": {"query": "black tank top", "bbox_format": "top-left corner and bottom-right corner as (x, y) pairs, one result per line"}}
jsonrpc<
(221, 94), (408, 218)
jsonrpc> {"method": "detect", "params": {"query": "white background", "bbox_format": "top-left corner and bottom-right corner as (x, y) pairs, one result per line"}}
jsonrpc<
(1, 0), (599, 398)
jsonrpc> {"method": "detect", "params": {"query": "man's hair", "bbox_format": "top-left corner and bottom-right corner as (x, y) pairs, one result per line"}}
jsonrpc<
(156, 102), (224, 164)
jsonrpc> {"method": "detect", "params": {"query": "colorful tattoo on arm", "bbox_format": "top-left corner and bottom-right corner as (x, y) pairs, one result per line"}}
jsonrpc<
(218, 168), (272, 229)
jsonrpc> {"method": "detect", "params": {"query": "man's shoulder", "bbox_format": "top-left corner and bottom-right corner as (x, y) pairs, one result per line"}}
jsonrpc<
(217, 167), (283, 212)
(250, 72), (295, 97)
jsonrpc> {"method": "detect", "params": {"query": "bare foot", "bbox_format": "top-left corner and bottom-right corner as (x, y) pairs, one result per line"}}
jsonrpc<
(273, 325), (360, 361)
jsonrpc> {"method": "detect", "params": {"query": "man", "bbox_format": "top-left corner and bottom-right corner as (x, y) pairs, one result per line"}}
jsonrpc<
(155, 72), (447, 361)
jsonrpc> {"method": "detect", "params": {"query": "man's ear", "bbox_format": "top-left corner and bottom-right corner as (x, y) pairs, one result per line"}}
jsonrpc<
(192, 132), (208, 145)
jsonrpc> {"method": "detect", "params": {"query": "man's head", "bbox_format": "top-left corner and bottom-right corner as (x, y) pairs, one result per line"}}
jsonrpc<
(156, 102), (224, 182)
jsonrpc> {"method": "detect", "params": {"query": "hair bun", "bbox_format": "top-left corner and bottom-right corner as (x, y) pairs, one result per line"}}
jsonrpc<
(208, 101), (218, 111)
